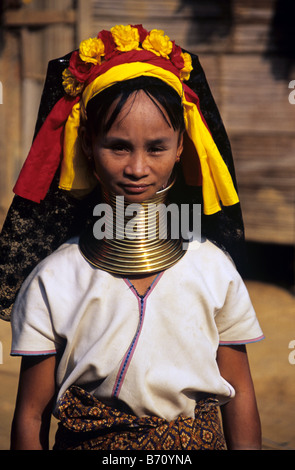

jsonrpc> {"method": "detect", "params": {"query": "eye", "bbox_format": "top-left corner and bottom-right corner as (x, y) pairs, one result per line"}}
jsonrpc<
(148, 146), (166, 155)
(102, 137), (132, 154)
(147, 139), (169, 155)
(110, 144), (131, 154)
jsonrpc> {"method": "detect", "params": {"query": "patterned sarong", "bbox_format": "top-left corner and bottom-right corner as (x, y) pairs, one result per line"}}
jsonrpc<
(53, 385), (226, 450)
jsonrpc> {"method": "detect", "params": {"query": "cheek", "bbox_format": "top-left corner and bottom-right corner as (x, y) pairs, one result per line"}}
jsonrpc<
(93, 152), (122, 186)
(93, 148), (109, 173)
(155, 160), (177, 186)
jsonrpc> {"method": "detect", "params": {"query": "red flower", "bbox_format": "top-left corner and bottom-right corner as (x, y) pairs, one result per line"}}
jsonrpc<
(131, 24), (149, 43)
(170, 41), (185, 70)
(68, 50), (93, 83)
(97, 30), (117, 60)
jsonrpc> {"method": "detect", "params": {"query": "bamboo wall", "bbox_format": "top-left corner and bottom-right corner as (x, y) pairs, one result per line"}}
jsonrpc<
(0, 0), (76, 225)
(1, 0), (294, 246)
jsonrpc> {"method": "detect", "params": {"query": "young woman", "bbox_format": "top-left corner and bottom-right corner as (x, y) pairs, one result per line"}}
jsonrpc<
(6, 25), (263, 450)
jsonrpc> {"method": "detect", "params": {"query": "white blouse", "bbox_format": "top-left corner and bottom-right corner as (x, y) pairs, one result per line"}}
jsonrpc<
(11, 237), (264, 421)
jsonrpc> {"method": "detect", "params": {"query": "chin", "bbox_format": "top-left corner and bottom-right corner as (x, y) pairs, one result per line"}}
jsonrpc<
(124, 193), (153, 203)
(119, 187), (159, 203)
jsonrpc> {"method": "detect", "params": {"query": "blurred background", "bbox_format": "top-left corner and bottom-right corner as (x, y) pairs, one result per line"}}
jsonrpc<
(0, 0), (294, 450)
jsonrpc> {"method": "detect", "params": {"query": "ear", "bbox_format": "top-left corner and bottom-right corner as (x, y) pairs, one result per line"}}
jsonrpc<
(176, 132), (184, 160)
(79, 125), (93, 160)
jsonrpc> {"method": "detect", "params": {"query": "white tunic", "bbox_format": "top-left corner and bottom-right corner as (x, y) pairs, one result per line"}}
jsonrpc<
(11, 237), (264, 421)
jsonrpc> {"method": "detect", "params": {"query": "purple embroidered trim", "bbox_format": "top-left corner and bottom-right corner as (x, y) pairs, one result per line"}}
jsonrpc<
(219, 334), (265, 345)
(10, 349), (57, 356)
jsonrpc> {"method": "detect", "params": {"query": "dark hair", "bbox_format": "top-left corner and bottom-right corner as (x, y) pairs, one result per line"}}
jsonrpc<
(85, 76), (185, 137)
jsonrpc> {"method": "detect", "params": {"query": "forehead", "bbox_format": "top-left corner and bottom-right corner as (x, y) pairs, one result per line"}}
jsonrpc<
(107, 90), (173, 132)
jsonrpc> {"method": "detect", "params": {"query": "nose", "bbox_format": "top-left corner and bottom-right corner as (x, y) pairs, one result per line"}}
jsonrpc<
(124, 151), (149, 179)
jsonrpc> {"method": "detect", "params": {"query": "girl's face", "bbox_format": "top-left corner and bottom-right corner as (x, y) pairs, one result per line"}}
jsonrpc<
(89, 90), (183, 202)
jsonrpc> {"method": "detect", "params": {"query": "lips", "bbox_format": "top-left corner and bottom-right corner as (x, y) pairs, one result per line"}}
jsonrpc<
(120, 183), (151, 194)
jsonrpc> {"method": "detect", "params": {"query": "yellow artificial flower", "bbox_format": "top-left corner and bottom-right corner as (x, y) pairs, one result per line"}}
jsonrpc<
(142, 29), (173, 58)
(180, 52), (193, 81)
(79, 37), (105, 65)
(62, 69), (84, 96)
(111, 25), (140, 52)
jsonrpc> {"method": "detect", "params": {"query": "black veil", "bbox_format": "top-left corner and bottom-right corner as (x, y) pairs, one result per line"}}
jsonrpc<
(0, 52), (245, 321)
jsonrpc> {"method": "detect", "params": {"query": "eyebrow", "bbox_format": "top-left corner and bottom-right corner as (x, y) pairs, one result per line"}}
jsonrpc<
(103, 136), (171, 146)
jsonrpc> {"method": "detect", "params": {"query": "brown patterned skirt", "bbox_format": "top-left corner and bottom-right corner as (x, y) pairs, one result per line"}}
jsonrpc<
(53, 385), (226, 450)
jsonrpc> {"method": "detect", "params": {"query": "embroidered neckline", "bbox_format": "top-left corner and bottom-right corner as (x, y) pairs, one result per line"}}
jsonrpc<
(125, 272), (162, 298)
(112, 272), (163, 398)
